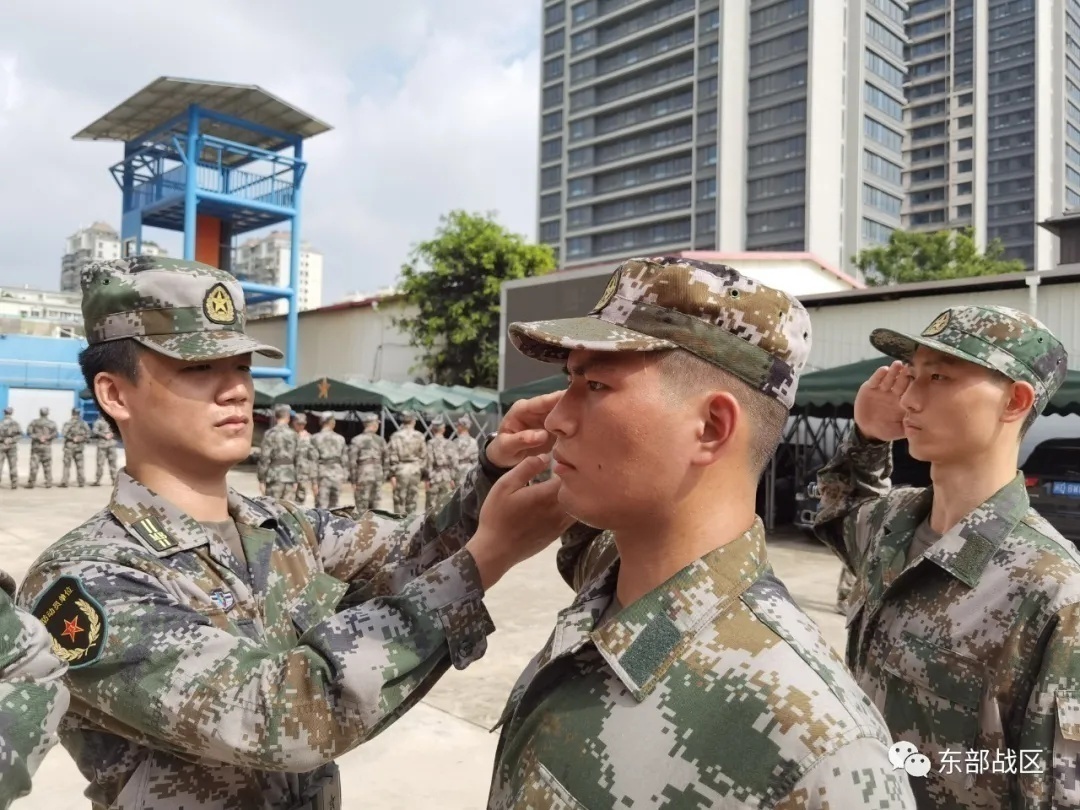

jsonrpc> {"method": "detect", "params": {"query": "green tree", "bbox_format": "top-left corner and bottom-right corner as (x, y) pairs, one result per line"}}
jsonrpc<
(396, 210), (557, 388)
(853, 227), (1027, 286)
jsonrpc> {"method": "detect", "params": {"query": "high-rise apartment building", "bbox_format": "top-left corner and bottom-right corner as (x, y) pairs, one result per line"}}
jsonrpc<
(539, 0), (908, 272)
(60, 223), (167, 292)
(233, 230), (324, 317)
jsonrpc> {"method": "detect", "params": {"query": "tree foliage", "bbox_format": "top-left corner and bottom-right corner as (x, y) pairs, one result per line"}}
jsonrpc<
(853, 227), (1027, 286)
(396, 210), (557, 388)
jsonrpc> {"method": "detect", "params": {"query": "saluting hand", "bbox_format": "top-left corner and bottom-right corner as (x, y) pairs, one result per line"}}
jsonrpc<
(854, 361), (910, 443)
(486, 391), (564, 469)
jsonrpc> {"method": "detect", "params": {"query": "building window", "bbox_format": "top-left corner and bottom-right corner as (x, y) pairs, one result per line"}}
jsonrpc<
(544, 57), (565, 82)
(543, 84), (564, 110)
(540, 192), (562, 217)
(545, 3), (566, 28)
(748, 170), (806, 200)
(543, 111), (563, 135)
(699, 77), (718, 100)
(748, 99), (807, 131)
(869, 0), (905, 26)
(698, 144), (717, 167)
(862, 217), (895, 245)
(863, 183), (903, 217)
(863, 150), (903, 185)
(541, 165), (562, 191)
(701, 9), (720, 32)
(544, 28), (565, 56)
(747, 205), (805, 234)
(697, 110), (717, 134)
(956, 182), (972, 195)
(750, 30), (808, 66)
(864, 116), (903, 152)
(698, 177), (717, 201)
(540, 220), (561, 243)
(750, 0), (808, 31)
(864, 83), (904, 121)
(865, 50), (905, 89)
(866, 16), (905, 58)
(541, 137), (563, 163)
(748, 134), (805, 166)
(567, 236), (590, 258)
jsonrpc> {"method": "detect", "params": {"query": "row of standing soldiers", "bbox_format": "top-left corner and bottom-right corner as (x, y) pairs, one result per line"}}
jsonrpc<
(0, 406), (118, 489)
(257, 406), (480, 513)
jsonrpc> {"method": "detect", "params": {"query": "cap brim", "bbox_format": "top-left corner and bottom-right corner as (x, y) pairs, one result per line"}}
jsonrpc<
(869, 328), (1000, 375)
(134, 331), (284, 361)
(509, 317), (678, 364)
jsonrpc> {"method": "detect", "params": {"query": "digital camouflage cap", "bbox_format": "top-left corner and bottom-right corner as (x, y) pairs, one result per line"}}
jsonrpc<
(81, 255), (283, 362)
(508, 256), (812, 408)
(871, 305), (1068, 415)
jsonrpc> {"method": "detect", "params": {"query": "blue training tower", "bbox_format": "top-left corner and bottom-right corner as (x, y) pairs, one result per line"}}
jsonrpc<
(73, 77), (332, 384)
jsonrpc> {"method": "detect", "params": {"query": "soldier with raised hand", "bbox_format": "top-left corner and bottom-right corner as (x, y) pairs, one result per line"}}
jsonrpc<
(25, 408), (57, 489)
(454, 415), (478, 485)
(59, 407), (91, 488)
(814, 305), (1080, 809)
(90, 413), (118, 487)
(0, 568), (70, 810)
(257, 404), (297, 498)
(387, 410), (426, 514)
(291, 413), (317, 505)
(349, 411), (386, 511)
(311, 412), (348, 509)
(0, 407), (20, 489)
(15, 255), (573, 810)
(425, 415), (458, 511)
(486, 256), (916, 809)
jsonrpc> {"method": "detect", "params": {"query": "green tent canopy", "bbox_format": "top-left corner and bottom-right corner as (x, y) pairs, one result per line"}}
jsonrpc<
(275, 376), (499, 414)
(253, 378), (292, 408)
(499, 374), (567, 407)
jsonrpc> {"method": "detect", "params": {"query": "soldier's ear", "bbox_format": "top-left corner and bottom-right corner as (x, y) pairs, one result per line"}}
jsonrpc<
(1002, 380), (1035, 426)
(93, 372), (131, 428)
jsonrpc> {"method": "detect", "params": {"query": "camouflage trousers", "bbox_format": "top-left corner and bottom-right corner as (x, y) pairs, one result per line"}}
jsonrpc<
(354, 477), (382, 511)
(27, 447), (51, 488)
(426, 480), (456, 512)
(265, 480), (294, 499)
(60, 444), (86, 487)
(293, 480), (311, 505)
(393, 474), (422, 514)
(0, 447), (16, 487)
(836, 567), (856, 615)
(316, 474), (345, 510)
(95, 447), (117, 485)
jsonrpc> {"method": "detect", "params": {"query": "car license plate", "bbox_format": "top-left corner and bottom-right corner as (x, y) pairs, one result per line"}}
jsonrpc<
(1051, 481), (1080, 498)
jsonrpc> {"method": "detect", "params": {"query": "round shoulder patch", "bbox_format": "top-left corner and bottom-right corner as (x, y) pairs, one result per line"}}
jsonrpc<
(922, 310), (951, 337)
(590, 269), (621, 314)
(32, 575), (108, 669)
(203, 283), (237, 325)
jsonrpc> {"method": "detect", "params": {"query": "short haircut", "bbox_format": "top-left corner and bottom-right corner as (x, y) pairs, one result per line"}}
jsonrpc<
(78, 339), (142, 434)
(654, 349), (790, 478)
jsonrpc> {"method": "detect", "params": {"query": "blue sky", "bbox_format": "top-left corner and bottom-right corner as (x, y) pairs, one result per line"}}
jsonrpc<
(0, 1), (542, 304)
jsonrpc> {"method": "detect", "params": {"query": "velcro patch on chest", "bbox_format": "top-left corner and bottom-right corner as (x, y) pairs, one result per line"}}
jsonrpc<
(32, 575), (108, 669)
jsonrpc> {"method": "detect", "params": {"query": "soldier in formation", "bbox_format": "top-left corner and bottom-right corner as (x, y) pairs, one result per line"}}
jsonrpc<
(349, 411), (386, 511)
(814, 306), (1080, 807)
(454, 415), (478, 484)
(311, 412), (348, 509)
(59, 408), (91, 488)
(424, 415), (458, 510)
(0, 569), (69, 810)
(0, 407), (20, 490)
(90, 414), (118, 487)
(291, 412), (317, 505)
(15, 255), (569, 809)
(387, 410), (426, 514)
(486, 257), (916, 808)
(25, 408), (57, 489)
(257, 404), (297, 498)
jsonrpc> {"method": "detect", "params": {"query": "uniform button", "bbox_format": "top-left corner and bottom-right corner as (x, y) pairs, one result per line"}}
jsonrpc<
(459, 641), (473, 657)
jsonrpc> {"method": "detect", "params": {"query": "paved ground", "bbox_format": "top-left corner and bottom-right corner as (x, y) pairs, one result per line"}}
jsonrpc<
(3, 442), (847, 809)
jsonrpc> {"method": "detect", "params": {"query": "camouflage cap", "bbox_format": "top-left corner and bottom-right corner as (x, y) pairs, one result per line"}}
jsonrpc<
(273, 404), (292, 419)
(292, 412), (307, 424)
(430, 414), (446, 427)
(871, 305), (1068, 415)
(508, 256), (812, 408)
(360, 411), (379, 424)
(81, 256), (283, 362)
(71, 408), (79, 416)
(3, 407), (11, 415)
(456, 416), (470, 427)
(40, 408), (48, 416)
(401, 410), (418, 421)
(321, 411), (335, 422)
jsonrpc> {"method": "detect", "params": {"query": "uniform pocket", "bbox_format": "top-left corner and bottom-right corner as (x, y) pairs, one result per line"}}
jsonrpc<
(508, 761), (587, 810)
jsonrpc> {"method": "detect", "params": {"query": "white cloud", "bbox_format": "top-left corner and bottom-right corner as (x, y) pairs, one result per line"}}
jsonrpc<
(0, 1), (541, 303)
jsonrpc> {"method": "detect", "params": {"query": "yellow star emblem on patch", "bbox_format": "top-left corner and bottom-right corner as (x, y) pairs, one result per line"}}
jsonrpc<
(317, 377), (331, 399)
(203, 283), (237, 325)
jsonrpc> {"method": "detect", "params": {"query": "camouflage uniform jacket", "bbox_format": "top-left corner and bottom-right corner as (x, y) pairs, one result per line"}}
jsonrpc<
(488, 520), (917, 809)
(814, 429), (1080, 809)
(349, 433), (386, 482)
(455, 434), (479, 478)
(91, 418), (117, 449)
(425, 435), (457, 486)
(0, 417), (21, 448)
(16, 468), (497, 810)
(310, 430), (347, 474)
(387, 427), (425, 478)
(62, 418), (91, 446)
(295, 431), (317, 484)
(26, 417), (57, 447)
(257, 423), (297, 484)
(0, 574), (69, 810)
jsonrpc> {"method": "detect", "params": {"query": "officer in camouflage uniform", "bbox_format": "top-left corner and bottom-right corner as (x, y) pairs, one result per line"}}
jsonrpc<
(486, 256), (916, 809)
(425, 415), (458, 511)
(59, 408), (91, 488)
(311, 412), (348, 509)
(16, 254), (572, 810)
(291, 413), (317, 505)
(814, 305), (1080, 808)
(91, 415), (118, 486)
(387, 410), (426, 514)
(349, 411), (386, 511)
(0, 568), (69, 810)
(454, 416), (478, 485)
(26, 408), (58, 489)
(0, 407), (20, 489)
(257, 404), (297, 498)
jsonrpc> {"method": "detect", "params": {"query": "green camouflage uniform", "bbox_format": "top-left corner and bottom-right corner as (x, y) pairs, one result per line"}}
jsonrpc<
(425, 419), (458, 511)
(16, 255), (499, 810)
(258, 422), (298, 499)
(60, 412), (91, 487)
(0, 570), (69, 810)
(26, 412), (58, 489)
(814, 305), (1079, 809)
(311, 422), (348, 509)
(489, 256), (916, 809)
(387, 415), (426, 514)
(454, 419), (479, 485)
(91, 417), (118, 486)
(293, 429), (317, 505)
(0, 412), (20, 489)
(349, 414), (387, 511)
